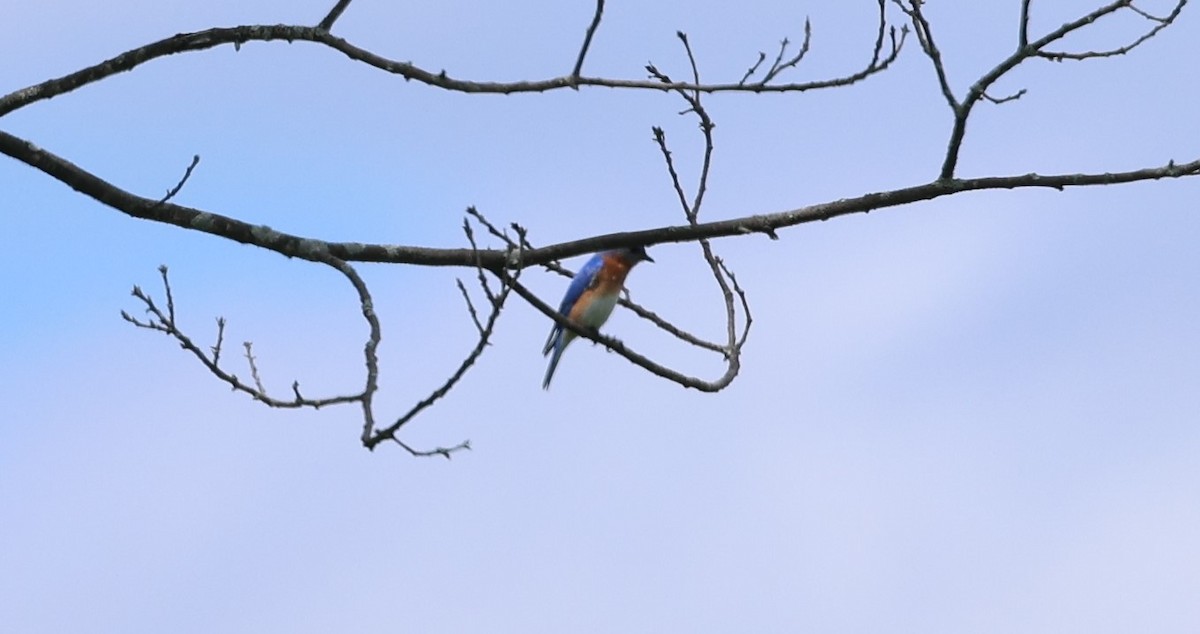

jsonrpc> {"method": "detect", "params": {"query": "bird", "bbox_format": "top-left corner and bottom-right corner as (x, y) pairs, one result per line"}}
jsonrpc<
(542, 246), (654, 389)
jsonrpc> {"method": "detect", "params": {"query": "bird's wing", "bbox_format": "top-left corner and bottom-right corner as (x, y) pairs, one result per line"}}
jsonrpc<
(543, 253), (605, 355)
(557, 253), (605, 315)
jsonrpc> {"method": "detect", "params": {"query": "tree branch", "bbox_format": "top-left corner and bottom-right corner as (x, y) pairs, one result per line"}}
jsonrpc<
(119, 253), (480, 457)
(156, 154), (200, 205)
(7, 1), (1196, 454)
(7, 128), (1197, 272)
(1038, 0), (1186, 61)
(364, 220), (520, 451)
(317, 0), (354, 31)
(121, 265), (365, 410)
(895, 0), (1186, 179)
(571, 0), (605, 81)
(894, 0), (960, 113)
(0, 20), (905, 119)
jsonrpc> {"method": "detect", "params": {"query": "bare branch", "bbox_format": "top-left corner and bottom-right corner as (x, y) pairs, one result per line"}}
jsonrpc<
(738, 51), (767, 86)
(648, 36), (751, 367)
(120, 255), (484, 455)
(571, 0), (605, 81)
(1039, 0), (1186, 61)
(365, 228), (519, 450)
(391, 437), (472, 460)
(870, 0), (894, 66)
(1127, 2), (1174, 22)
(159, 264), (175, 325)
(156, 155), (200, 205)
(718, 259), (753, 351)
(661, 70), (749, 380)
(242, 342), (268, 395)
(456, 278), (486, 335)
(760, 19), (813, 84)
(1019, 0), (1032, 48)
(652, 127), (692, 218)
(465, 206), (514, 247)
(317, 0), (353, 31)
(982, 88), (1027, 104)
(122, 266), (362, 409)
(461, 217), (495, 303)
(314, 255), (383, 444)
(896, 0), (1187, 179)
(893, 0), (960, 112)
(0, 20), (907, 119)
(8, 1), (1195, 454)
(635, 37), (750, 387)
(211, 317), (226, 366)
(618, 301), (728, 354)
(8, 128), (1200, 271)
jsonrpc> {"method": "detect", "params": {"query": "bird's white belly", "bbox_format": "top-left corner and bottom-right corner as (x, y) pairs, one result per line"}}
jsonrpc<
(578, 293), (619, 329)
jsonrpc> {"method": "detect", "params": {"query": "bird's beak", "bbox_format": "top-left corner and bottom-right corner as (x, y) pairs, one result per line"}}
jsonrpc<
(642, 253), (655, 263)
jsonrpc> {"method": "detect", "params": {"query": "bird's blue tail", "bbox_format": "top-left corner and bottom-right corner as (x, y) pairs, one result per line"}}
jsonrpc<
(542, 340), (565, 389)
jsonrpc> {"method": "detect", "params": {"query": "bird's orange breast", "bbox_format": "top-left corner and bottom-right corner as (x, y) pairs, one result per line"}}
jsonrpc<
(594, 253), (634, 294)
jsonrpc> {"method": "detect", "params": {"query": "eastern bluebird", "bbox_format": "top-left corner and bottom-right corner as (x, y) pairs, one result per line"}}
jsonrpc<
(542, 246), (654, 389)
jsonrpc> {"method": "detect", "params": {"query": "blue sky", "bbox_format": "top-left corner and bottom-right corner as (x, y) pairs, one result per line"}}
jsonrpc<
(3, 1), (1199, 632)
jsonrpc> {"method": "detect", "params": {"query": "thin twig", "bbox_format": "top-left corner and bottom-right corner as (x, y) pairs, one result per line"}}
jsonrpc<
(211, 316), (226, 365)
(392, 438), (472, 460)
(159, 264), (175, 324)
(243, 342), (267, 395)
(894, 0), (960, 112)
(894, 0), (1185, 180)
(122, 267), (362, 409)
(456, 279), (485, 335)
(982, 88), (1026, 104)
(312, 254), (382, 443)
(738, 51), (767, 86)
(461, 218), (495, 303)
(365, 231), (520, 450)
(644, 34), (750, 388)
(1039, 0), (1184, 60)
(1019, 0), (1031, 49)
(760, 19), (812, 84)
(317, 0), (353, 30)
(157, 155), (200, 205)
(571, 0), (605, 81)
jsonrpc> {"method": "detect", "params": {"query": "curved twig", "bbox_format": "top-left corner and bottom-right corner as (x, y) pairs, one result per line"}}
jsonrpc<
(649, 33), (749, 388)
(317, 0), (354, 31)
(1039, 0), (1186, 61)
(363, 219), (520, 452)
(0, 20), (905, 119)
(571, 0), (606, 81)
